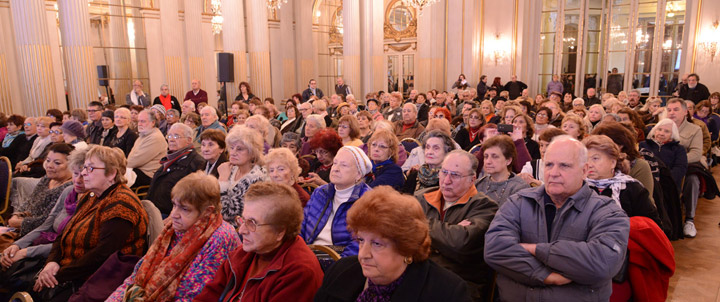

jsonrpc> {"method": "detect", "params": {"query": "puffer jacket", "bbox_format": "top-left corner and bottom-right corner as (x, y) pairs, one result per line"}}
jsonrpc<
(639, 139), (688, 187)
(484, 183), (630, 302)
(300, 182), (371, 257)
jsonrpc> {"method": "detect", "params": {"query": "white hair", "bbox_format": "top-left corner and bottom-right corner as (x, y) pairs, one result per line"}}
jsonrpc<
(648, 118), (681, 142)
(170, 122), (193, 139)
(305, 114), (326, 129)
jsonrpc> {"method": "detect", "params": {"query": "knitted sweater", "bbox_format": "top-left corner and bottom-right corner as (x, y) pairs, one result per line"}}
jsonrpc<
(18, 177), (72, 237)
(127, 128), (168, 177)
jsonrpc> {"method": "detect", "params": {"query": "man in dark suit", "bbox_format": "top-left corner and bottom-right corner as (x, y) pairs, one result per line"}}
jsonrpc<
(125, 80), (150, 107)
(301, 79), (324, 103)
(679, 73), (711, 104)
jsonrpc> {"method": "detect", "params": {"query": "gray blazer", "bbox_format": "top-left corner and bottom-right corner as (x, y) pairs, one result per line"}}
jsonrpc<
(125, 92), (150, 107)
(484, 183), (629, 302)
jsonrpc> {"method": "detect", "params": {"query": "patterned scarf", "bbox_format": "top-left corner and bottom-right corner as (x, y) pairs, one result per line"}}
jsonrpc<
(32, 189), (80, 245)
(2, 130), (23, 148)
(586, 172), (639, 207)
(417, 164), (440, 188)
(355, 273), (405, 302)
(123, 208), (222, 302)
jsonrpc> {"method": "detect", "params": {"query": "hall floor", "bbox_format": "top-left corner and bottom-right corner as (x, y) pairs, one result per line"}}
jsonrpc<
(667, 166), (720, 301)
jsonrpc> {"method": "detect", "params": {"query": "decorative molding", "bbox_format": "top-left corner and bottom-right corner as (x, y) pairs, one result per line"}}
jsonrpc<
(384, 0), (417, 42)
(388, 43), (413, 52)
(330, 5), (343, 45)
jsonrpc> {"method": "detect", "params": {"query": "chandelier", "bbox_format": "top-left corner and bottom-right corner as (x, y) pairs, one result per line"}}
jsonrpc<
(210, 0), (223, 34)
(402, 0), (439, 15)
(267, 0), (288, 10)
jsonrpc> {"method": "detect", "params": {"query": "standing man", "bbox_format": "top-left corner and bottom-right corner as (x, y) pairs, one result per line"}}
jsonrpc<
(546, 75), (563, 97)
(85, 101), (105, 144)
(184, 79), (208, 108)
(334, 77), (351, 97)
(485, 136), (629, 301)
(503, 75), (528, 100)
(153, 84), (181, 112)
(584, 88), (601, 107)
(126, 80), (150, 107)
(415, 150), (498, 301)
(301, 79), (324, 103)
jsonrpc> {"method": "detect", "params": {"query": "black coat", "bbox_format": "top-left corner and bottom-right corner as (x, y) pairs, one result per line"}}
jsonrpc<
(314, 256), (471, 302)
(146, 149), (205, 214)
(454, 127), (481, 151)
(679, 83), (710, 104)
(152, 95), (182, 112)
(638, 139), (687, 187)
(107, 129), (139, 157)
(302, 88), (324, 103)
(590, 181), (662, 228)
(204, 153), (227, 178)
(0, 133), (33, 167)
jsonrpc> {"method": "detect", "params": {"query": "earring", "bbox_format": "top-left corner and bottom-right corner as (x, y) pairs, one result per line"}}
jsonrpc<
(403, 257), (413, 265)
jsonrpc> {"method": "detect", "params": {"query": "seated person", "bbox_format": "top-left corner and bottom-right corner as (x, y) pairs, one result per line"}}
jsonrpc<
(199, 129), (228, 177)
(146, 123), (205, 217)
(415, 150), (499, 300)
(365, 129), (404, 190)
(402, 130), (457, 194)
(33, 145), (149, 301)
(108, 172), (240, 301)
(475, 135), (530, 206)
(393, 103), (425, 140)
(639, 119), (688, 187)
(304, 128), (343, 186)
(194, 182), (324, 301)
(0, 148), (87, 297)
(315, 186), (472, 302)
(126, 109), (168, 187)
(301, 146), (372, 257)
(15, 116), (54, 178)
(265, 148), (310, 207)
(518, 128), (567, 187)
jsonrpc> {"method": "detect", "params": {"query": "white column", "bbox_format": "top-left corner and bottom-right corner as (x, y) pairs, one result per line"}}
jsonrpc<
(294, 0), (315, 93)
(184, 0), (204, 84)
(342, 0), (361, 95)
(360, 0), (384, 97)
(58, 0), (97, 109)
(141, 8), (165, 98)
(417, 0), (446, 92)
(10, 0), (59, 116)
(222, 0), (248, 99)
(0, 0), (25, 114)
(245, 0), (272, 99)
(279, 2), (297, 98)
(160, 0), (184, 98)
(108, 0), (132, 101)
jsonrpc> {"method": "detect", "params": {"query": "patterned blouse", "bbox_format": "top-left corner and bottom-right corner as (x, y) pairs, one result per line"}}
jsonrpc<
(18, 176), (72, 237)
(219, 164), (267, 226)
(106, 221), (240, 302)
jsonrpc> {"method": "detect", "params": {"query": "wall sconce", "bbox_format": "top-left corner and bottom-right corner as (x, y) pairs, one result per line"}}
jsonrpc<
(487, 34), (509, 66)
(699, 20), (720, 62)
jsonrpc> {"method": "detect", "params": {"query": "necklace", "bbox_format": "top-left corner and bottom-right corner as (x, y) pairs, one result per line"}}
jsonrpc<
(482, 176), (510, 200)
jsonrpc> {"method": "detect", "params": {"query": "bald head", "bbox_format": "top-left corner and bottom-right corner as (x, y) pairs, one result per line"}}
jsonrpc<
(543, 135), (588, 205)
(191, 79), (200, 91)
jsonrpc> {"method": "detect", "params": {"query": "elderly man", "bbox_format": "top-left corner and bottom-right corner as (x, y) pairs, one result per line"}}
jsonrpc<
(394, 103), (425, 140)
(184, 79), (208, 108)
(297, 101), (312, 137)
(678, 73), (710, 104)
(153, 84), (181, 112)
(126, 80), (150, 107)
(334, 77), (351, 97)
(301, 79), (324, 103)
(407, 89), (418, 103)
(627, 90), (642, 110)
(415, 150), (498, 301)
(584, 87), (601, 107)
(127, 109), (168, 187)
(503, 75), (528, 100)
(85, 101), (105, 144)
(382, 92), (403, 122)
(485, 136), (629, 301)
(181, 100), (196, 116)
(195, 106), (226, 143)
(328, 94), (343, 118)
(666, 98), (705, 237)
(146, 123), (205, 216)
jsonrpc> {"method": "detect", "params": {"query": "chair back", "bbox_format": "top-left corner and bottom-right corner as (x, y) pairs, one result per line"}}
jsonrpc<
(133, 185), (150, 199)
(400, 138), (420, 153)
(9, 291), (33, 302)
(309, 244), (341, 272)
(141, 200), (165, 246)
(469, 143), (483, 155)
(0, 156), (12, 225)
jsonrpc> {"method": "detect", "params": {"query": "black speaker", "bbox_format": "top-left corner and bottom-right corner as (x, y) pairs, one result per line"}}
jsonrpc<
(217, 53), (234, 82)
(97, 65), (109, 86)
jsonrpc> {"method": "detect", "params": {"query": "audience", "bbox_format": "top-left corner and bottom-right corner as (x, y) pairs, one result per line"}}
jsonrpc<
(639, 119), (688, 187)
(199, 129), (228, 177)
(366, 129), (404, 190)
(1, 114), (28, 167)
(403, 130), (456, 193)
(126, 109), (168, 187)
(265, 147), (310, 207)
(476, 135), (530, 206)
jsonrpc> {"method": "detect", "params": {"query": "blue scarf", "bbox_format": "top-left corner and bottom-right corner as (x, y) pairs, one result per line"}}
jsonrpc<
(2, 130), (23, 148)
(372, 159), (394, 175)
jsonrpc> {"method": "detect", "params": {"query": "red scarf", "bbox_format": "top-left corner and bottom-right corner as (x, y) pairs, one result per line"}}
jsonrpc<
(468, 126), (481, 142)
(158, 94), (172, 110)
(123, 209), (223, 301)
(402, 121), (416, 132)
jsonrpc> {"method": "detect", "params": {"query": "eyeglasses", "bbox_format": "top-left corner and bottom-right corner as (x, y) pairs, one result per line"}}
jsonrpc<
(24, 123), (32, 127)
(49, 130), (62, 135)
(536, 113), (548, 117)
(235, 216), (274, 232)
(469, 115), (482, 120)
(87, 109), (100, 113)
(314, 149), (329, 156)
(370, 142), (389, 150)
(439, 169), (473, 181)
(82, 165), (106, 173)
(166, 134), (186, 140)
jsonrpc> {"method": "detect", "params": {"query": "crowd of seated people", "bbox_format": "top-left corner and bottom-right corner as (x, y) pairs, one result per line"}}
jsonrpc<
(0, 74), (716, 301)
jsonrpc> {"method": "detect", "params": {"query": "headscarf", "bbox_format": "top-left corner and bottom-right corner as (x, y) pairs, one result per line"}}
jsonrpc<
(340, 146), (372, 177)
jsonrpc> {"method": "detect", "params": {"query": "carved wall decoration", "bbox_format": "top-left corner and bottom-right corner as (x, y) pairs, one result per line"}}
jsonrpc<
(384, 0), (417, 42)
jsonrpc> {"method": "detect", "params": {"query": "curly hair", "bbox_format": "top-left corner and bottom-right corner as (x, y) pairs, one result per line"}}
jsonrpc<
(347, 186), (431, 262)
(590, 121), (640, 160)
(582, 134), (629, 174)
(244, 181), (303, 242)
(308, 128), (343, 156)
(433, 107), (452, 124)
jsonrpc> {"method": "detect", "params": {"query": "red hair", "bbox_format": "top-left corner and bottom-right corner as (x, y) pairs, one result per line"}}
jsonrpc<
(308, 128), (343, 156)
(434, 107), (452, 124)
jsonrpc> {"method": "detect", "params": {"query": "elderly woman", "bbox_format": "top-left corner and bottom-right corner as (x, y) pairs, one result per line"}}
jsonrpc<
(99, 110), (118, 145)
(280, 102), (303, 134)
(265, 147), (310, 207)
(586, 104), (606, 133)
(0, 148), (86, 296)
(584, 135), (661, 226)
(216, 126), (267, 225)
(512, 113), (540, 160)
(639, 97), (664, 125)
(455, 108), (485, 151)
(49, 122), (64, 144)
(694, 100), (719, 142)
(195, 182), (324, 301)
(532, 107), (555, 141)
(107, 108), (138, 157)
(199, 129), (228, 177)
(34, 145), (148, 301)
(58, 120), (88, 150)
(639, 119), (688, 187)
(500, 105), (521, 125)
(561, 113), (587, 140)
(338, 115), (363, 147)
(245, 114), (276, 152)
(108, 172), (240, 301)
(402, 118), (456, 172)
(2, 144), (74, 248)
(617, 108), (647, 142)
(356, 111), (374, 143)
(315, 186), (471, 301)
(480, 100), (495, 124)
(402, 130), (457, 194)
(16, 116), (53, 175)
(518, 128), (566, 187)
(300, 114), (326, 156)
(127, 109), (168, 187)
(1, 114), (28, 167)
(304, 128), (343, 186)
(366, 129), (404, 190)
(475, 135), (530, 206)
(301, 146), (373, 257)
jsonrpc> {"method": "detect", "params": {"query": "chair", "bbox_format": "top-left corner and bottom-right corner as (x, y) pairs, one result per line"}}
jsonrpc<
(133, 185), (150, 199)
(469, 143), (483, 155)
(9, 291), (33, 302)
(0, 156), (12, 225)
(400, 138), (420, 153)
(300, 182), (319, 195)
(141, 200), (165, 246)
(309, 244), (341, 272)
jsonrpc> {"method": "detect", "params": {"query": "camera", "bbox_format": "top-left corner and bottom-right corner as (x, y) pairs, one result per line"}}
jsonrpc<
(497, 123), (513, 134)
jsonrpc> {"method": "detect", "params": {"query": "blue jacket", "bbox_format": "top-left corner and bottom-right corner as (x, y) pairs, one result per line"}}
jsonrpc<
(366, 162), (404, 190)
(300, 182), (371, 257)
